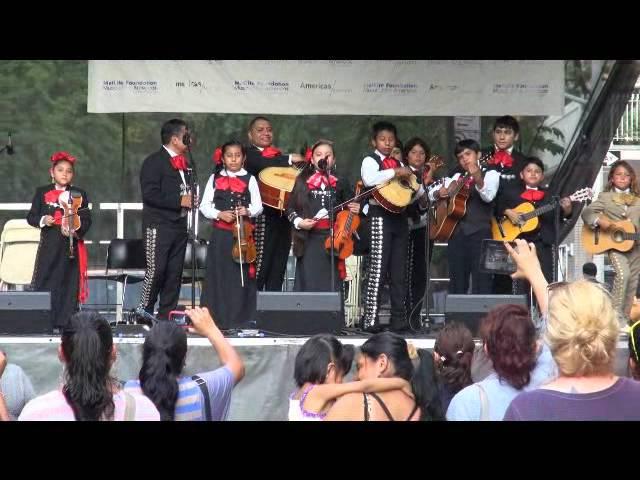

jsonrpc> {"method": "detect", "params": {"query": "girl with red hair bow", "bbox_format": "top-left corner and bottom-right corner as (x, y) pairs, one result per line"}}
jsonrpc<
(199, 141), (263, 330)
(286, 140), (359, 298)
(26, 151), (92, 330)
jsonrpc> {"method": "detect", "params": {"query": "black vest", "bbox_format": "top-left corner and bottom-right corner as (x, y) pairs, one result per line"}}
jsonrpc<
(213, 173), (251, 211)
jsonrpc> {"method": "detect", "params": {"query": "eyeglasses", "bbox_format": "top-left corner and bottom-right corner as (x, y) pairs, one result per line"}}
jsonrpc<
(630, 319), (640, 362)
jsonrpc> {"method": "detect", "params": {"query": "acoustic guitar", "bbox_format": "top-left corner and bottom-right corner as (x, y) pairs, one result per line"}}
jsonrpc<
(491, 188), (593, 241)
(371, 155), (444, 214)
(258, 165), (303, 211)
(429, 152), (493, 241)
(581, 217), (640, 254)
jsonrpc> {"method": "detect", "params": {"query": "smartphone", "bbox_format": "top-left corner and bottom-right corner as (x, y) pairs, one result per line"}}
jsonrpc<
(479, 239), (517, 275)
(169, 310), (192, 327)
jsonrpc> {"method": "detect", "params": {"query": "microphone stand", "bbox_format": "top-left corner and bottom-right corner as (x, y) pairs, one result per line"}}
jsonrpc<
(421, 180), (433, 332)
(553, 195), (561, 282)
(185, 140), (199, 309)
(321, 159), (336, 293)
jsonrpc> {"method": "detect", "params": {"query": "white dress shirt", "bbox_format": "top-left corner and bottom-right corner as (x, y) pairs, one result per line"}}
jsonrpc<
(428, 169), (500, 203)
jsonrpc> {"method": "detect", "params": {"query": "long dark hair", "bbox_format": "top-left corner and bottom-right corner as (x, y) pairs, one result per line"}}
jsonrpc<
(139, 322), (188, 421)
(61, 312), (117, 421)
(360, 332), (434, 420)
(434, 322), (475, 395)
(412, 349), (445, 421)
(294, 334), (355, 387)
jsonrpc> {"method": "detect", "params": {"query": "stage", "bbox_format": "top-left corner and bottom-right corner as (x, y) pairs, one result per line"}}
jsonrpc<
(0, 333), (633, 421)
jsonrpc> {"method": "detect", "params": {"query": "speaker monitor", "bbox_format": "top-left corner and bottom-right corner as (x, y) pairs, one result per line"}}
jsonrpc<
(0, 292), (52, 335)
(445, 294), (528, 336)
(256, 292), (343, 335)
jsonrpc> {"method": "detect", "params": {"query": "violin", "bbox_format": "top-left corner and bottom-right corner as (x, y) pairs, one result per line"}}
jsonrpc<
(324, 181), (362, 260)
(59, 190), (83, 258)
(231, 196), (257, 263)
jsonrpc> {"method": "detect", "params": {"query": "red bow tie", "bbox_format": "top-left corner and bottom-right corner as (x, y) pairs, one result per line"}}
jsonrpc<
(44, 189), (64, 205)
(381, 157), (399, 170)
(261, 146), (282, 158)
(170, 155), (188, 171)
(215, 175), (247, 193)
(307, 171), (337, 190)
(491, 150), (514, 169)
(520, 189), (545, 202)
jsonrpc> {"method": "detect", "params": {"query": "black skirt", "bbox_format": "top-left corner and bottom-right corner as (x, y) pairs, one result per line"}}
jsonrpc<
(31, 228), (79, 328)
(200, 227), (256, 330)
(294, 230), (342, 292)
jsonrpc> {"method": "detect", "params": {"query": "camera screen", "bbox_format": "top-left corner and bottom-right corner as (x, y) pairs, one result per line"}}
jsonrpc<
(169, 312), (191, 326)
(480, 240), (517, 275)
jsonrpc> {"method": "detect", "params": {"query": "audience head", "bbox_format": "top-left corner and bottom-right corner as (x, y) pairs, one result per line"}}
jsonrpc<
(481, 304), (538, 390)
(60, 312), (117, 421)
(139, 321), (188, 421)
(434, 322), (475, 394)
(582, 262), (597, 279)
(294, 334), (355, 387)
(546, 280), (618, 377)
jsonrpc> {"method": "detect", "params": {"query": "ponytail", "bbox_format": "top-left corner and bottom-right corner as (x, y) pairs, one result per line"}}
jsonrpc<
(139, 322), (187, 421)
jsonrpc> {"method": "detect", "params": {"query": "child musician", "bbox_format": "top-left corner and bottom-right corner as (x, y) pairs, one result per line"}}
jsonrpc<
(582, 160), (640, 326)
(199, 141), (263, 330)
(360, 121), (424, 333)
(27, 151), (92, 329)
(428, 139), (500, 295)
(496, 156), (573, 293)
(287, 140), (359, 294)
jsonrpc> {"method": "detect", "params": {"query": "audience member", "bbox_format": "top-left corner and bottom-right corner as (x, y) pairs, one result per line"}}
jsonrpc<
(0, 350), (35, 420)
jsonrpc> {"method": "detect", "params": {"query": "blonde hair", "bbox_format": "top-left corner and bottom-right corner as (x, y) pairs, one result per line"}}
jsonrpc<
(545, 280), (619, 377)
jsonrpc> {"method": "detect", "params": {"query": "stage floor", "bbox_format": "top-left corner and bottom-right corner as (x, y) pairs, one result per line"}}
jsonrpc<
(0, 334), (632, 420)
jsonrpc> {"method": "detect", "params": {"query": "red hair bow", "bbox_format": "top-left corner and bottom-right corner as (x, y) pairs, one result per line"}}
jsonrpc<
(50, 151), (76, 164)
(261, 146), (282, 158)
(491, 150), (513, 168)
(213, 147), (223, 166)
(304, 147), (313, 162)
(170, 154), (188, 171)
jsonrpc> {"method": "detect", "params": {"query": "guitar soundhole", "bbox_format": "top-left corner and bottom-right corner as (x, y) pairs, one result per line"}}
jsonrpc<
(613, 230), (624, 243)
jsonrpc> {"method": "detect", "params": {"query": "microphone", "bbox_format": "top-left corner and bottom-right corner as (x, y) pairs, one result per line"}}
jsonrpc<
(135, 307), (159, 325)
(6, 132), (13, 155)
(317, 155), (329, 172)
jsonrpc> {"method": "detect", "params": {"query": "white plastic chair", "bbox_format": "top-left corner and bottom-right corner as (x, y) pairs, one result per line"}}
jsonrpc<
(0, 219), (41, 290)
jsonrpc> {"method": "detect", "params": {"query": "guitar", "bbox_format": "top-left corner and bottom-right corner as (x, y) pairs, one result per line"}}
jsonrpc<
(581, 217), (640, 254)
(372, 155), (444, 214)
(429, 152), (493, 241)
(258, 164), (304, 211)
(491, 188), (593, 241)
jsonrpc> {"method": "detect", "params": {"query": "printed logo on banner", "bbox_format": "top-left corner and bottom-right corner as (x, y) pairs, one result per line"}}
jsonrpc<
(363, 82), (418, 94)
(233, 79), (289, 93)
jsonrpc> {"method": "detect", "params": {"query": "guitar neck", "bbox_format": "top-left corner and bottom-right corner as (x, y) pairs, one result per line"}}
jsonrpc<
(521, 201), (557, 221)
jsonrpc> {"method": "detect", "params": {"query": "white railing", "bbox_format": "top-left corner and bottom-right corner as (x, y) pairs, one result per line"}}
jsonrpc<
(614, 91), (640, 143)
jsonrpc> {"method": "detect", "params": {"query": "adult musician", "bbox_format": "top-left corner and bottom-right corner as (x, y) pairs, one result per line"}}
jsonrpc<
(429, 139), (499, 294)
(137, 119), (193, 320)
(360, 121), (424, 333)
(403, 138), (436, 325)
(485, 115), (528, 294)
(199, 141), (263, 330)
(244, 116), (305, 291)
(27, 151), (91, 329)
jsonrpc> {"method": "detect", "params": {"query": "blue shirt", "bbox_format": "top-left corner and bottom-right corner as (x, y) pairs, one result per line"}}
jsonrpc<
(446, 343), (558, 421)
(125, 366), (235, 421)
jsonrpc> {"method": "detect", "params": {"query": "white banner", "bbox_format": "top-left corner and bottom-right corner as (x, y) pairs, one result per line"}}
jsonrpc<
(88, 60), (564, 116)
